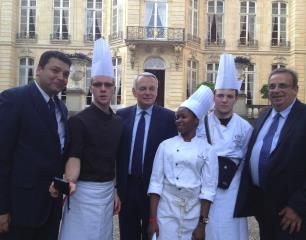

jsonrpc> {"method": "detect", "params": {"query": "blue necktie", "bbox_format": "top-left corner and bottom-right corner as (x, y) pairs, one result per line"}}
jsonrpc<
(258, 113), (281, 187)
(131, 111), (146, 177)
(48, 98), (58, 132)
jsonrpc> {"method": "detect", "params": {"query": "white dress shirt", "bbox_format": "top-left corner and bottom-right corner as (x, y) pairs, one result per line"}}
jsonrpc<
(34, 81), (65, 150)
(250, 100), (296, 186)
(128, 105), (153, 174)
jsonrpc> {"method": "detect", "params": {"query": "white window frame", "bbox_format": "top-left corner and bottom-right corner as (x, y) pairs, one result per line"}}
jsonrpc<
(86, 0), (103, 41)
(145, 0), (168, 39)
(207, 0), (224, 43)
(111, 0), (122, 35)
(84, 63), (93, 106)
(19, 0), (36, 39)
(19, 57), (35, 86)
(112, 57), (122, 105)
(242, 64), (255, 104)
(53, 0), (70, 40)
(206, 63), (219, 84)
(187, 59), (198, 97)
(239, 1), (256, 45)
(188, 0), (199, 37)
(271, 2), (288, 46)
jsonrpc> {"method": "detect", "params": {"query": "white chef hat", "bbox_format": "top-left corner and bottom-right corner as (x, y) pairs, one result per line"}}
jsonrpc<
(215, 53), (242, 90)
(180, 85), (214, 120)
(91, 38), (114, 78)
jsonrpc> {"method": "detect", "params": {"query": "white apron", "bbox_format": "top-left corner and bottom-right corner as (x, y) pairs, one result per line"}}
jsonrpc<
(59, 181), (114, 240)
(157, 183), (201, 240)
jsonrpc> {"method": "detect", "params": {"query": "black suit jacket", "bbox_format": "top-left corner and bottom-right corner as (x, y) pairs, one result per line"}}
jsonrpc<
(0, 83), (67, 227)
(116, 104), (177, 202)
(235, 100), (306, 236)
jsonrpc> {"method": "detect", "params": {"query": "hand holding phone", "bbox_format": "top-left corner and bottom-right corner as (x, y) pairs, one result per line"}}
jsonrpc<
(53, 177), (70, 195)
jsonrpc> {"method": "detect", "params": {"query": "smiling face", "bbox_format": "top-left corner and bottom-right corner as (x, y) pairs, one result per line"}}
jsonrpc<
(90, 76), (115, 110)
(132, 76), (158, 109)
(268, 72), (298, 112)
(214, 89), (238, 119)
(36, 57), (70, 96)
(175, 107), (199, 139)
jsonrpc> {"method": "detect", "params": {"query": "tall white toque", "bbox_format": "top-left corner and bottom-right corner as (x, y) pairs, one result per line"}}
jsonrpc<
(91, 38), (114, 79)
(215, 53), (242, 90)
(180, 85), (214, 120)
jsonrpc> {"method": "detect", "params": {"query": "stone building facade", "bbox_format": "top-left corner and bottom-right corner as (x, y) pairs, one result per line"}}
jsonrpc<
(0, 0), (305, 110)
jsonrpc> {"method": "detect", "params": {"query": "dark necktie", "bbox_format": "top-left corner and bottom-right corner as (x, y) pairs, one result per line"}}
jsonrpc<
(48, 98), (58, 133)
(258, 113), (281, 187)
(131, 111), (146, 177)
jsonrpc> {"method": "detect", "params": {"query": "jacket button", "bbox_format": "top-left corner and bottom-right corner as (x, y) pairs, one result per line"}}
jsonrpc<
(224, 165), (228, 170)
(176, 177), (179, 180)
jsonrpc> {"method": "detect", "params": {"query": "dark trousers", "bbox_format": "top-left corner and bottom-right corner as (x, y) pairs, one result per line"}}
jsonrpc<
(119, 176), (149, 240)
(0, 201), (61, 240)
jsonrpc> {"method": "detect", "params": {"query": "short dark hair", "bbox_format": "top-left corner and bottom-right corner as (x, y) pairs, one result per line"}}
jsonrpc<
(38, 51), (71, 68)
(268, 68), (298, 87)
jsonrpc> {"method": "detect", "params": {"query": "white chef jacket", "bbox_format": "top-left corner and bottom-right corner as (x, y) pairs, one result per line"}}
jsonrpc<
(148, 135), (218, 240)
(204, 112), (253, 240)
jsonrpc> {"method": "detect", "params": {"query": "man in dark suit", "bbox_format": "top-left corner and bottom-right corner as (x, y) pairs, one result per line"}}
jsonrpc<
(0, 51), (71, 240)
(235, 68), (306, 240)
(117, 72), (177, 240)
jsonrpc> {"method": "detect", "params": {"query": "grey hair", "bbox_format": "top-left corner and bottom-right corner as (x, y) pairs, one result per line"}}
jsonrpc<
(133, 72), (159, 89)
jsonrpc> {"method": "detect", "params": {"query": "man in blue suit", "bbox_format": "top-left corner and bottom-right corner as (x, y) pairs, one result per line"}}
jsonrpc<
(235, 68), (306, 240)
(0, 51), (71, 240)
(117, 72), (177, 240)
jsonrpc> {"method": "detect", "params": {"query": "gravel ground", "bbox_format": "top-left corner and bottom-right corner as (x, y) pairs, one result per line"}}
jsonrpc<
(113, 216), (259, 240)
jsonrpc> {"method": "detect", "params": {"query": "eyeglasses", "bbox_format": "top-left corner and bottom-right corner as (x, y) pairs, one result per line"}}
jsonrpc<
(91, 82), (114, 88)
(268, 83), (291, 90)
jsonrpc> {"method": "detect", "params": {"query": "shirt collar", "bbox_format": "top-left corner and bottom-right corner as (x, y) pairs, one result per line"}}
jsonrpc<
(34, 80), (52, 103)
(271, 98), (296, 119)
(136, 105), (153, 116)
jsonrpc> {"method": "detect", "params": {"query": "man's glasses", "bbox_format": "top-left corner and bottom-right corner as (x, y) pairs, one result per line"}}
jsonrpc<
(91, 82), (114, 88)
(268, 83), (291, 90)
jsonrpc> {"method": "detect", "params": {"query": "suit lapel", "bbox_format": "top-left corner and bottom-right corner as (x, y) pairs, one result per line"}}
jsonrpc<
(28, 83), (60, 140)
(126, 106), (137, 156)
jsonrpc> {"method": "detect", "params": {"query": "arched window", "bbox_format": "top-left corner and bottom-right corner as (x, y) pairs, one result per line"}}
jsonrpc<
(144, 57), (165, 70)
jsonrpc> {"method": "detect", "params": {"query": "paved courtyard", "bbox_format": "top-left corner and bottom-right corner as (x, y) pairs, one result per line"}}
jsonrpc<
(113, 216), (259, 240)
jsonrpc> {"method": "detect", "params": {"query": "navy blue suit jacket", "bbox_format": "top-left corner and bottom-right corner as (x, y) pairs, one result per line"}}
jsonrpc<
(0, 82), (67, 227)
(235, 100), (306, 237)
(116, 104), (177, 202)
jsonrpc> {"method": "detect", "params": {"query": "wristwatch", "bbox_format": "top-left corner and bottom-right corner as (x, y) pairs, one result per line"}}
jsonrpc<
(199, 215), (209, 224)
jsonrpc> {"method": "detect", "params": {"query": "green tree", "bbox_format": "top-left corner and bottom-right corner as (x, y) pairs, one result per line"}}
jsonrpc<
(260, 84), (269, 99)
(197, 81), (215, 91)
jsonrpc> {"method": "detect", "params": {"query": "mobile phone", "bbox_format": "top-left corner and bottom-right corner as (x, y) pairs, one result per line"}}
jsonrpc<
(53, 177), (70, 195)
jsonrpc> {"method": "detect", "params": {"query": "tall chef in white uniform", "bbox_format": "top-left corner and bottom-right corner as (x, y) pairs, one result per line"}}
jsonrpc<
(204, 54), (253, 240)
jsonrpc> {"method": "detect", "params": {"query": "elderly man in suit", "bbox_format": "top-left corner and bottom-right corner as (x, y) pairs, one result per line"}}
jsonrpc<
(117, 72), (177, 240)
(235, 68), (306, 240)
(0, 51), (71, 240)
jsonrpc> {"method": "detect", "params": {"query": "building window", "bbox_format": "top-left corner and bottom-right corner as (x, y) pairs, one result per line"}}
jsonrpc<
(85, 63), (92, 105)
(110, 0), (123, 40)
(271, 2), (288, 47)
(18, 0), (36, 39)
(85, 0), (102, 42)
(145, 0), (167, 39)
(112, 58), (122, 105)
(52, 0), (69, 40)
(206, 0), (224, 46)
(241, 64), (255, 105)
(188, 0), (199, 43)
(187, 60), (198, 97)
(239, 1), (256, 46)
(206, 63), (219, 84)
(19, 57), (34, 85)
(272, 63), (286, 70)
